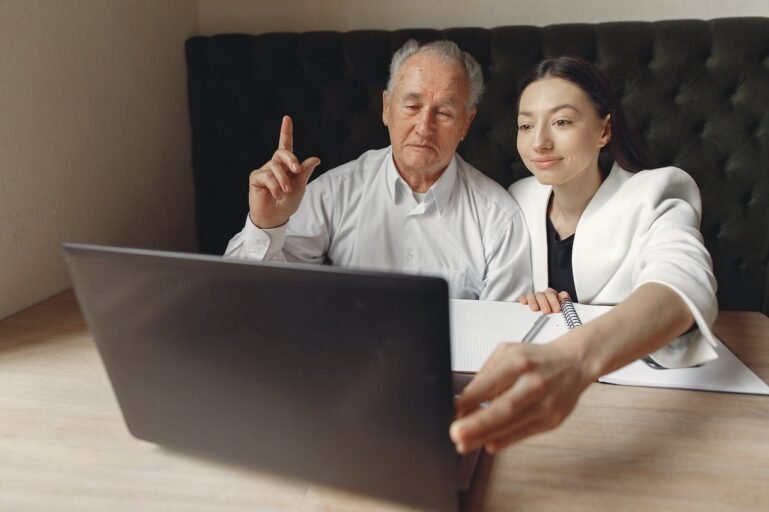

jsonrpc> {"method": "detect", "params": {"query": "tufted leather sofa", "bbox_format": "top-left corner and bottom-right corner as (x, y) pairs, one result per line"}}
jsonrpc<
(186, 17), (769, 313)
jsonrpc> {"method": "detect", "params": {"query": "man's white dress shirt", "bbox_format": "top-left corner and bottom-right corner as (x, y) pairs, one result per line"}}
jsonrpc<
(226, 147), (532, 301)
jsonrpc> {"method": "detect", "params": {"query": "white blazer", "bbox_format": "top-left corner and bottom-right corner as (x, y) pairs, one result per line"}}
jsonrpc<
(509, 163), (719, 368)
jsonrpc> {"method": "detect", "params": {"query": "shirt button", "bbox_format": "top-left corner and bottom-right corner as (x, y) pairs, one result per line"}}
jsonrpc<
(407, 252), (414, 260)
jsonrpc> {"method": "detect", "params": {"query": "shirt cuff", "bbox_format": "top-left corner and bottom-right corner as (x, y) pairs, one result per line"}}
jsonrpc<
(644, 279), (719, 368)
(241, 215), (288, 260)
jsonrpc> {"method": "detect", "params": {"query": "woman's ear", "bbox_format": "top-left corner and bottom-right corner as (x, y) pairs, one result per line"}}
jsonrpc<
(598, 114), (612, 147)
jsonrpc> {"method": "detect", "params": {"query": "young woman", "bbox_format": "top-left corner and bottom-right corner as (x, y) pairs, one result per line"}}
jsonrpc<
(450, 56), (718, 455)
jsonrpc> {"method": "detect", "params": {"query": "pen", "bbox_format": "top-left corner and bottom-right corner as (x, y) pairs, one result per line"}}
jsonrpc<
(521, 314), (548, 343)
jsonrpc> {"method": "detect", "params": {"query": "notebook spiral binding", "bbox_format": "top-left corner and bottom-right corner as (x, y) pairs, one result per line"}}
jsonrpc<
(560, 299), (583, 329)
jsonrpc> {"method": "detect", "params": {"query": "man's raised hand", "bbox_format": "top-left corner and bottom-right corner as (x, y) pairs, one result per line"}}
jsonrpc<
(248, 115), (321, 228)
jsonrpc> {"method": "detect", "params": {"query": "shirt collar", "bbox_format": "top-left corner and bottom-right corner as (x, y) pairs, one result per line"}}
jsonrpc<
(385, 148), (458, 216)
(429, 155), (458, 216)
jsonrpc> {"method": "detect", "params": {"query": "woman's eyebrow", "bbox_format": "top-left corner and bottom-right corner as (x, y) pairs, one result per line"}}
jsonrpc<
(519, 103), (581, 116)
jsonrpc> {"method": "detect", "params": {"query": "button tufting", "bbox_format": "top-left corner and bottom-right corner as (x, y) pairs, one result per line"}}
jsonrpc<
(189, 20), (769, 313)
(741, 190), (753, 205)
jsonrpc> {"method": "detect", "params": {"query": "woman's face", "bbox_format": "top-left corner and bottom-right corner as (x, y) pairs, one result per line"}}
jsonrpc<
(516, 77), (611, 187)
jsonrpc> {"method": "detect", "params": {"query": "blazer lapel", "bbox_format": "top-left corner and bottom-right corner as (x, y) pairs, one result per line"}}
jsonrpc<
(528, 185), (552, 291)
(572, 164), (626, 302)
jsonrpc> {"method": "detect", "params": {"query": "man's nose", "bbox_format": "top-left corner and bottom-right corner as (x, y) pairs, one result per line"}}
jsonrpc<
(415, 109), (435, 135)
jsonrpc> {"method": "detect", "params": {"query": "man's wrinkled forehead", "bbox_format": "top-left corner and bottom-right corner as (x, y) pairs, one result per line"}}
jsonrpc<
(400, 91), (464, 110)
(391, 54), (471, 105)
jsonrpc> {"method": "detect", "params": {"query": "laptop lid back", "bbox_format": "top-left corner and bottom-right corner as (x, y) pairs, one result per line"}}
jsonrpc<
(62, 243), (457, 511)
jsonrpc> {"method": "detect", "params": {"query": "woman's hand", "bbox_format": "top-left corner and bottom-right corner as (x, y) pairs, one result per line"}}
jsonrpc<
(449, 335), (592, 454)
(519, 288), (571, 313)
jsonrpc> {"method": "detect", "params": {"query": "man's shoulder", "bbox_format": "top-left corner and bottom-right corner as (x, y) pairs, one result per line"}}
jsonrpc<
(455, 156), (519, 212)
(312, 147), (390, 186)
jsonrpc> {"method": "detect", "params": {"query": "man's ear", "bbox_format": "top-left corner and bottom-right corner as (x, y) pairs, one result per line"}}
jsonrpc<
(598, 114), (612, 147)
(382, 90), (390, 126)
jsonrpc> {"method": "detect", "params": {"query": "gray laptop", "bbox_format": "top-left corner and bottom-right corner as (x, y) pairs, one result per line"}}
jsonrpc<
(61, 243), (480, 512)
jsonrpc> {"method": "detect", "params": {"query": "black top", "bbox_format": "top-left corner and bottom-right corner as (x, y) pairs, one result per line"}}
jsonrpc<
(546, 215), (578, 302)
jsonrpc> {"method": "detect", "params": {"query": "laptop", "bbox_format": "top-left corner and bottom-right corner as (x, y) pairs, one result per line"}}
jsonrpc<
(61, 243), (480, 512)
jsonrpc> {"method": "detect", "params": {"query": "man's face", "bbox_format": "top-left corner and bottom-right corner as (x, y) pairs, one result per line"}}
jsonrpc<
(382, 52), (476, 179)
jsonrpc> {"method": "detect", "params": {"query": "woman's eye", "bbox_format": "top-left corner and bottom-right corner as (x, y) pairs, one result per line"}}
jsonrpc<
(518, 123), (532, 131)
(554, 119), (572, 126)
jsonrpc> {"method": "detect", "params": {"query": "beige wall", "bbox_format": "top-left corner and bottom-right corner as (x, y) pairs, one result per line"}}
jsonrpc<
(0, 0), (198, 319)
(197, 0), (769, 34)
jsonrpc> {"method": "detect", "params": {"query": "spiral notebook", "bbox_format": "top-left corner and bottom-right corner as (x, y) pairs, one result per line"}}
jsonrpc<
(450, 299), (769, 395)
(449, 299), (611, 372)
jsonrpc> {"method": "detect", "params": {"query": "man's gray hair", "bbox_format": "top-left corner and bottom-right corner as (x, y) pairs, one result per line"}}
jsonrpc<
(386, 39), (485, 110)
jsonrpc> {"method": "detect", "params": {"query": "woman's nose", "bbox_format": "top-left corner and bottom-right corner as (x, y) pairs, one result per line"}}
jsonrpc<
(532, 127), (552, 151)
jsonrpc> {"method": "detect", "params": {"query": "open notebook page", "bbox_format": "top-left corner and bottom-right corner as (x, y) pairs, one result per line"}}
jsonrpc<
(449, 299), (538, 372)
(449, 300), (611, 372)
(450, 299), (769, 395)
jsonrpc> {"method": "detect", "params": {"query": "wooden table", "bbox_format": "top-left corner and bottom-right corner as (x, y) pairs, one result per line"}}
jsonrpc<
(2, 291), (768, 511)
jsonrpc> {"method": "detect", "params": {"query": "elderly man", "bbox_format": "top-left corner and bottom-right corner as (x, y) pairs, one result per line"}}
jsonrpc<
(225, 39), (531, 300)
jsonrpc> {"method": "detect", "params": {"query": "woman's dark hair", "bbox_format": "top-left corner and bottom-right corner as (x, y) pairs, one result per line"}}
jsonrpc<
(518, 56), (651, 173)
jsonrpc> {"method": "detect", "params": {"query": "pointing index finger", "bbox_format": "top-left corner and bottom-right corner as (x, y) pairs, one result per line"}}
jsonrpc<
(278, 115), (293, 152)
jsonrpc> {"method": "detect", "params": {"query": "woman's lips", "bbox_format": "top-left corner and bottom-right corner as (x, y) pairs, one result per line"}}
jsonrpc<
(531, 157), (562, 169)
